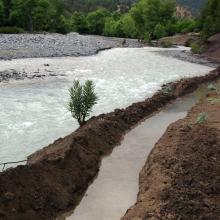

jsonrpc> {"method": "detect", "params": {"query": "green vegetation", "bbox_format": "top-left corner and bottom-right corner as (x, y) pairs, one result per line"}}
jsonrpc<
(200, 0), (220, 38)
(196, 112), (208, 124)
(0, 0), (198, 37)
(68, 80), (98, 126)
(175, 19), (196, 33)
(63, 0), (135, 13)
(0, 26), (24, 33)
(160, 39), (173, 48)
(208, 97), (220, 105)
(208, 83), (218, 91)
(190, 42), (203, 54)
(207, 83), (220, 105)
(176, 0), (207, 15)
(207, 83), (220, 95)
(0, 0), (69, 33)
(0, 0), (218, 43)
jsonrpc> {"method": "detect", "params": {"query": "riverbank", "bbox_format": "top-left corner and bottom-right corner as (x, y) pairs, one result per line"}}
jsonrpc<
(0, 33), (219, 84)
(0, 67), (219, 220)
(0, 33), (142, 60)
(0, 47), (217, 84)
(122, 85), (220, 220)
(154, 33), (220, 68)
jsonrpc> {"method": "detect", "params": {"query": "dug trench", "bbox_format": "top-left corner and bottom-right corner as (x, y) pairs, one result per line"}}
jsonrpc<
(122, 87), (220, 220)
(0, 67), (219, 220)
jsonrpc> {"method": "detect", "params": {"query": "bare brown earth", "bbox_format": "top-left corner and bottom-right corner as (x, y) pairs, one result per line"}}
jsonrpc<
(203, 33), (220, 63)
(0, 68), (219, 220)
(158, 33), (220, 65)
(122, 87), (220, 220)
(158, 33), (199, 46)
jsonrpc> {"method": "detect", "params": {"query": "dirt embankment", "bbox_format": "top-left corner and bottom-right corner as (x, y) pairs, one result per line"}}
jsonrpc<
(122, 84), (220, 219)
(203, 33), (220, 63)
(0, 68), (219, 220)
(158, 33), (199, 46)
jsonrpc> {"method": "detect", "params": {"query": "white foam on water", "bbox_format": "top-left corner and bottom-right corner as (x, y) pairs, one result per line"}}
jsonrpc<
(0, 47), (213, 164)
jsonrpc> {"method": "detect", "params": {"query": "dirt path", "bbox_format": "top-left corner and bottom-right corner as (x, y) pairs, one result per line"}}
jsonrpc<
(122, 84), (220, 220)
(0, 68), (219, 220)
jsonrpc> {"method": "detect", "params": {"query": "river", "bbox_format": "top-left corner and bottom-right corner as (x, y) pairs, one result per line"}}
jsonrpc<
(0, 47), (212, 165)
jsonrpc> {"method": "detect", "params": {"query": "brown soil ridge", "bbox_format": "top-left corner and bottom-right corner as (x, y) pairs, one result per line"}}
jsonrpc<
(121, 86), (220, 219)
(203, 33), (220, 63)
(0, 68), (219, 220)
(159, 33), (198, 46)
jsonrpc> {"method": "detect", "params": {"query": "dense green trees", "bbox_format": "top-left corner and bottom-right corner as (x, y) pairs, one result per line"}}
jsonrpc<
(63, 0), (135, 13)
(0, 0), (218, 41)
(200, 0), (220, 38)
(0, 0), (4, 26)
(128, 0), (196, 40)
(86, 8), (111, 35)
(0, 0), (69, 33)
(103, 13), (137, 38)
(70, 12), (87, 33)
(10, 0), (50, 32)
(176, 0), (207, 15)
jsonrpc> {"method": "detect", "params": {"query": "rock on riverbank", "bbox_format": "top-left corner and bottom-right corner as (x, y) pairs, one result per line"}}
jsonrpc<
(0, 69), (60, 82)
(0, 33), (142, 60)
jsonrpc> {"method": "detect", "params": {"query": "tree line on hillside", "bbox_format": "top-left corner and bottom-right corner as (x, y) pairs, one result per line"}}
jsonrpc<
(0, 0), (219, 41)
(176, 0), (207, 14)
(63, 0), (136, 13)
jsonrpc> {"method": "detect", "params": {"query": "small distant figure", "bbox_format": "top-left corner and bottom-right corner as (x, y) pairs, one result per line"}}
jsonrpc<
(122, 39), (126, 47)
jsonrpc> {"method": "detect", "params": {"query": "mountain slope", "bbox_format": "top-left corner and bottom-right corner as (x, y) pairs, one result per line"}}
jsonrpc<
(63, 0), (135, 12)
(176, 0), (207, 14)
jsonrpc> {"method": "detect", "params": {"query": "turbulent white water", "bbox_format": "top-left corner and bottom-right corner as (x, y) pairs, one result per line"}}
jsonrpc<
(0, 47), (212, 164)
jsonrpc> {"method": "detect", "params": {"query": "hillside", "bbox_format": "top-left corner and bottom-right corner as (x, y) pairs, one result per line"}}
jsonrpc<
(64, 0), (207, 14)
(176, 0), (207, 14)
(63, 0), (135, 12)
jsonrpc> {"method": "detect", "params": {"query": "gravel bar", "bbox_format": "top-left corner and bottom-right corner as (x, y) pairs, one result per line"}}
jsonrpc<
(0, 33), (142, 60)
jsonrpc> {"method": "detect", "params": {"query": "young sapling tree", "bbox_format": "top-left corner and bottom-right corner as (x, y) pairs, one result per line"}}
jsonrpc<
(68, 80), (98, 126)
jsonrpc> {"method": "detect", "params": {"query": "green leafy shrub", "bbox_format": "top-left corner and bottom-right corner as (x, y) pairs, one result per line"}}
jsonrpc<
(207, 83), (220, 95)
(200, 0), (220, 39)
(144, 32), (151, 43)
(196, 112), (208, 124)
(153, 23), (167, 39)
(0, 26), (25, 34)
(68, 80), (98, 126)
(208, 83), (218, 91)
(191, 42), (203, 54)
(86, 8), (111, 35)
(175, 19), (196, 34)
(161, 40), (173, 48)
(208, 97), (220, 105)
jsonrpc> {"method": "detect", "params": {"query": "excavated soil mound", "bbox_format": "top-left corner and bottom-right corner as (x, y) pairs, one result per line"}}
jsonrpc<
(0, 68), (219, 220)
(122, 90), (220, 220)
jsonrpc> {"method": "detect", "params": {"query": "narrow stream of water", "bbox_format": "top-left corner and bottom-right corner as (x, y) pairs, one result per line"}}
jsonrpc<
(58, 91), (203, 220)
